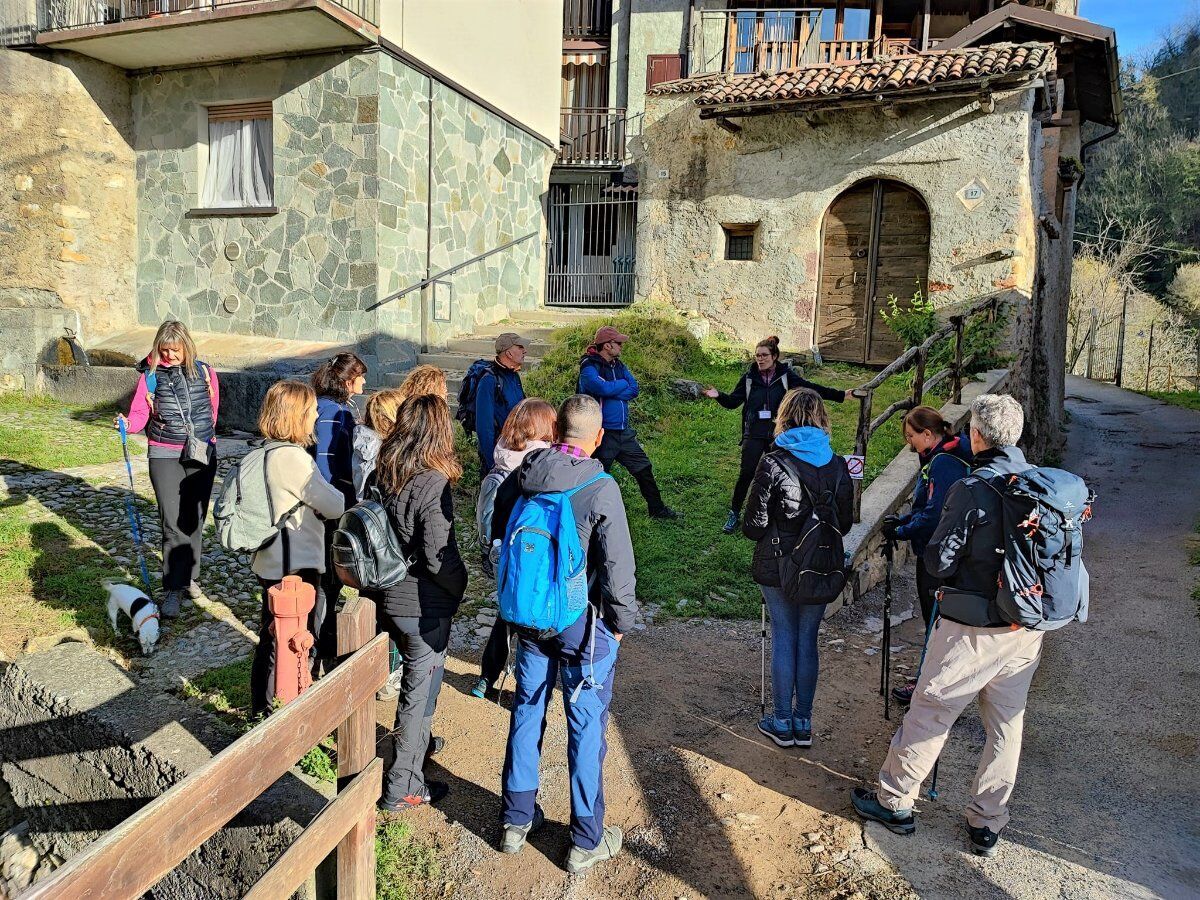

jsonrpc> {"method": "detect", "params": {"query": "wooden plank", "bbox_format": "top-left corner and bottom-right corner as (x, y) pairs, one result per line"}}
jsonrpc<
(23, 633), (390, 900)
(336, 597), (381, 899)
(243, 759), (382, 900)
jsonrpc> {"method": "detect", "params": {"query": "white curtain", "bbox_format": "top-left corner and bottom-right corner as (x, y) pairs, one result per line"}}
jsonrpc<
(201, 118), (273, 209)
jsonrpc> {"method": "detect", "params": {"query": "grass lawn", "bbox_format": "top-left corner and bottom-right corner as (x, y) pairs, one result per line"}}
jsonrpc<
(1141, 390), (1200, 412)
(0, 393), (142, 471)
(0, 499), (126, 657)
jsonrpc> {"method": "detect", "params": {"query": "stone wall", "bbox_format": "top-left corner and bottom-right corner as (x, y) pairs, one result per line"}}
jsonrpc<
(0, 48), (136, 342)
(636, 89), (1040, 350)
(132, 50), (552, 369)
(133, 53), (380, 350)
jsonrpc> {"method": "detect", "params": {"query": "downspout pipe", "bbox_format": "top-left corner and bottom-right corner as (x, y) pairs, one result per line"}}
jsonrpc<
(1078, 123), (1119, 188)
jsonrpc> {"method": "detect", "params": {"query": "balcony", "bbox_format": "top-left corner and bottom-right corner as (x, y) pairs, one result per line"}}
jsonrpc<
(692, 8), (933, 77)
(558, 108), (630, 167)
(563, 0), (610, 40)
(33, 0), (378, 69)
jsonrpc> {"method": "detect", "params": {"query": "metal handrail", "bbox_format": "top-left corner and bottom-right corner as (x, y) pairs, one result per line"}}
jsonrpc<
(367, 230), (539, 312)
(849, 292), (1006, 521)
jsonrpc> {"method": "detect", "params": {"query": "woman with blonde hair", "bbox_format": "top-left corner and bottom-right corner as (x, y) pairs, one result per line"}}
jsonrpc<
(374, 394), (467, 811)
(743, 388), (852, 750)
(352, 388), (405, 498)
(395, 364), (447, 403)
(470, 398), (558, 699)
(248, 380), (346, 716)
(115, 320), (219, 618)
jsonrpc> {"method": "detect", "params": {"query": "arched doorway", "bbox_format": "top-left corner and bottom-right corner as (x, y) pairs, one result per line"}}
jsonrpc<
(816, 179), (931, 365)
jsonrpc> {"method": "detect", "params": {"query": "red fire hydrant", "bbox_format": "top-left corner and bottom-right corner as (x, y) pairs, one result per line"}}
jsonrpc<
(269, 575), (316, 706)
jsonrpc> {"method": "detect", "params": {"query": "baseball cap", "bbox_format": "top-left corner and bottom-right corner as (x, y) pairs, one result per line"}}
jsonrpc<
(495, 333), (528, 354)
(593, 325), (629, 345)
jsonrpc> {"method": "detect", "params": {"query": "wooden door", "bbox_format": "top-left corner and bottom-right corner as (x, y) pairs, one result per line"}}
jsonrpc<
(817, 179), (930, 365)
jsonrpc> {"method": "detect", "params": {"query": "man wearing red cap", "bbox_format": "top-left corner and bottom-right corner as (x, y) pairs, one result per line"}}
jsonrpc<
(577, 325), (678, 519)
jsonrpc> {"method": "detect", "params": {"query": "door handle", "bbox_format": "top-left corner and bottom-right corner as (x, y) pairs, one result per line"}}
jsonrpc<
(853, 248), (868, 258)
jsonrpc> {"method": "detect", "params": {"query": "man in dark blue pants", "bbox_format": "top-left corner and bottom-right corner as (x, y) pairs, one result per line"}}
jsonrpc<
(489, 394), (637, 874)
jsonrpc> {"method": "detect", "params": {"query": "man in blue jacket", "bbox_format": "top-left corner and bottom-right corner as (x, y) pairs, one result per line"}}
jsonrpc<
(475, 333), (527, 472)
(578, 325), (677, 519)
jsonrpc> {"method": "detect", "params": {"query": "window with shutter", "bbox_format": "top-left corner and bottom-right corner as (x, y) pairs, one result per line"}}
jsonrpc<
(646, 53), (685, 89)
(200, 101), (274, 210)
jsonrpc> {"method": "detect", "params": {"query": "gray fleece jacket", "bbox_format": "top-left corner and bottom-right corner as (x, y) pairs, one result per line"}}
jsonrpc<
(491, 446), (638, 634)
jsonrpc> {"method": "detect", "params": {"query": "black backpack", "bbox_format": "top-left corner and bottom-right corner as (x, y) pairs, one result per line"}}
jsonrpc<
(775, 456), (847, 604)
(331, 485), (410, 592)
(978, 466), (1094, 631)
(455, 359), (502, 434)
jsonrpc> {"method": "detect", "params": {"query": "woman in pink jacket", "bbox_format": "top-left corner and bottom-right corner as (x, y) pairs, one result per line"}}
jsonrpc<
(115, 320), (219, 618)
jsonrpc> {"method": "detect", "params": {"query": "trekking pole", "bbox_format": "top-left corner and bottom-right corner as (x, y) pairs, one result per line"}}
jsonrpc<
(879, 537), (895, 720)
(916, 590), (943, 800)
(760, 591), (767, 721)
(118, 418), (154, 600)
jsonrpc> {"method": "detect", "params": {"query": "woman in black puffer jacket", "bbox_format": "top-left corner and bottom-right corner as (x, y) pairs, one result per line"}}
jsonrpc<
(742, 388), (853, 751)
(373, 394), (467, 811)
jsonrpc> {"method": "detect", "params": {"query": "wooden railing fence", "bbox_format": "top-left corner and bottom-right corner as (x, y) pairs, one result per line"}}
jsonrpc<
(22, 597), (388, 900)
(849, 293), (1003, 521)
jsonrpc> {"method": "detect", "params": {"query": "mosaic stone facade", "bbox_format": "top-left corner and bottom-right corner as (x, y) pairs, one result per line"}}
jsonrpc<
(134, 51), (553, 366)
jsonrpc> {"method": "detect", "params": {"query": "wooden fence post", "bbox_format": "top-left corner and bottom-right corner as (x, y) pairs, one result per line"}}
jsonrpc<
(1145, 321), (1156, 391)
(911, 346), (926, 408)
(1114, 287), (1129, 387)
(336, 598), (381, 899)
(852, 389), (873, 523)
(1085, 307), (1098, 380)
(951, 315), (965, 404)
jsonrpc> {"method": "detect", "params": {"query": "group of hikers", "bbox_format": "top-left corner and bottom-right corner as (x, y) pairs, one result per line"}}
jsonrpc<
(117, 316), (1091, 872)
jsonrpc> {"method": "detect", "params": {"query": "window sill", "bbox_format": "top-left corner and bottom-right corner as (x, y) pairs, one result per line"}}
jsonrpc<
(186, 206), (279, 218)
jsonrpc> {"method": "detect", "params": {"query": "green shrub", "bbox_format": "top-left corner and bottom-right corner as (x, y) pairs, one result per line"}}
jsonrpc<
(880, 288), (938, 349)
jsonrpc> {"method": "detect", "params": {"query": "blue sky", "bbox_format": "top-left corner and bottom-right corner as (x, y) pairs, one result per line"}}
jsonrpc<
(1080, 0), (1197, 57)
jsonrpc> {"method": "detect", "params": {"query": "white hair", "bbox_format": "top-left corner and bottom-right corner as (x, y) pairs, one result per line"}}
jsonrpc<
(970, 394), (1024, 449)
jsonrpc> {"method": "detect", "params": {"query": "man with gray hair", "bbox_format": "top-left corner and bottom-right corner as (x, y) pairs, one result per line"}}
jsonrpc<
(489, 394), (637, 873)
(853, 393), (1042, 858)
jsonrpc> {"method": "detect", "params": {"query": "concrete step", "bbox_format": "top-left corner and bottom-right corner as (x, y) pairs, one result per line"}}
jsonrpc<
(444, 336), (554, 357)
(416, 351), (543, 371)
(504, 307), (612, 326)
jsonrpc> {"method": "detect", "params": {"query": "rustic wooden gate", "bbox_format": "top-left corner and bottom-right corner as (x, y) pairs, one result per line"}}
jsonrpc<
(817, 179), (930, 365)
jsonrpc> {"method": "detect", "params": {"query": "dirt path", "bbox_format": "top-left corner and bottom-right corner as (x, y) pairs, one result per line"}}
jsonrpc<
(381, 376), (1200, 900)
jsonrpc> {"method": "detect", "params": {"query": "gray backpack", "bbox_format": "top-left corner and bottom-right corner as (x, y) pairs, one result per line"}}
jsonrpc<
(214, 441), (301, 554)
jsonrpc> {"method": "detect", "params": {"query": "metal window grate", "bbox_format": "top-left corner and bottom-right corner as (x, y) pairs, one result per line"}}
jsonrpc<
(724, 225), (756, 261)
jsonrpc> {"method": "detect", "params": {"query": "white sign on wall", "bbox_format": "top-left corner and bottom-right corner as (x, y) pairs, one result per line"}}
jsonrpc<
(957, 178), (990, 211)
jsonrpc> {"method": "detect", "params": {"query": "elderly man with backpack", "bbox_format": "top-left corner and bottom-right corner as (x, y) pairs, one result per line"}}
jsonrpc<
(852, 393), (1093, 858)
(460, 333), (527, 472)
(489, 394), (637, 874)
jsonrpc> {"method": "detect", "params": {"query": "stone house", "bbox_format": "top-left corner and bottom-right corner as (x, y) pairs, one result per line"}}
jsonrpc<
(622, 0), (1118, 451)
(0, 0), (562, 382)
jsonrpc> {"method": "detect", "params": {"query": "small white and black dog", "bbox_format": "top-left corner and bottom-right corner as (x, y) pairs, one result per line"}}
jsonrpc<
(104, 580), (161, 656)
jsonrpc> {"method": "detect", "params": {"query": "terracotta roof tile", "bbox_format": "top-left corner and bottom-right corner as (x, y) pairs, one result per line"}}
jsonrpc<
(647, 43), (1053, 109)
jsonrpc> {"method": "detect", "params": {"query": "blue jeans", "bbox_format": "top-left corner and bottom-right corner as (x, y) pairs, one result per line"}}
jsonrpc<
(502, 612), (619, 850)
(763, 585), (827, 722)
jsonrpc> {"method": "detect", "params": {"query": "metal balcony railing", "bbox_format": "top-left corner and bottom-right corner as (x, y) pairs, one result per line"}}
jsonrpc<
(563, 0), (610, 40)
(558, 108), (631, 167)
(37, 0), (378, 32)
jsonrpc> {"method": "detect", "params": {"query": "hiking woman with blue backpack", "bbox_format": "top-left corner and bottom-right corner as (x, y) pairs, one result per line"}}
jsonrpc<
(373, 394), (467, 811)
(879, 405), (974, 705)
(113, 320), (219, 619)
(743, 388), (853, 750)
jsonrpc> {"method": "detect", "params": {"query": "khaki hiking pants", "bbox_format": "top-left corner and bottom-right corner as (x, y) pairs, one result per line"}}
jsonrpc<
(877, 617), (1044, 832)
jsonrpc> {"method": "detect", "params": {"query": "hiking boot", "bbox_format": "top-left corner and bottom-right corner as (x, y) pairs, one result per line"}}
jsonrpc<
(378, 780), (448, 813)
(758, 715), (794, 748)
(566, 825), (623, 874)
(891, 679), (917, 705)
(160, 591), (182, 619)
(377, 668), (403, 701)
(470, 677), (490, 699)
(185, 581), (203, 600)
(649, 505), (679, 520)
(499, 805), (545, 854)
(721, 510), (740, 534)
(850, 787), (916, 835)
(968, 824), (1000, 858)
(425, 736), (445, 760)
(792, 717), (813, 749)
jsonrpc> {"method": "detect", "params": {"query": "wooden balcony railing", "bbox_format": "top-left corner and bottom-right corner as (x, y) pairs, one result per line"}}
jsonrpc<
(40, 0), (379, 31)
(563, 0), (610, 39)
(23, 597), (389, 900)
(818, 39), (875, 63)
(693, 7), (823, 76)
(559, 108), (630, 167)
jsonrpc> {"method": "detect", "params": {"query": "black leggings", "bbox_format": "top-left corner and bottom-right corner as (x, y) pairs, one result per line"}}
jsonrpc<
(915, 556), (941, 633)
(148, 452), (217, 591)
(479, 619), (512, 686)
(731, 437), (770, 515)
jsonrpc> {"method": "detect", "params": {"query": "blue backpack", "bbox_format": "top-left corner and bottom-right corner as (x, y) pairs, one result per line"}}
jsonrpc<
(455, 359), (502, 434)
(496, 472), (610, 638)
(979, 466), (1095, 631)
